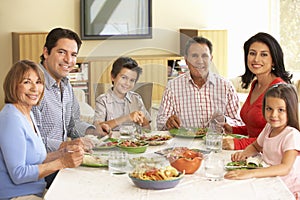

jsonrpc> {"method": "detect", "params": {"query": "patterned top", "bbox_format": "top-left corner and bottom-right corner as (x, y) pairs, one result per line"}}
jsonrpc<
(94, 87), (151, 130)
(156, 71), (242, 130)
(31, 64), (93, 152)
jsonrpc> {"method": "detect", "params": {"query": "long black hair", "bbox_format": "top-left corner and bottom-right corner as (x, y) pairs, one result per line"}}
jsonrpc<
(241, 32), (292, 89)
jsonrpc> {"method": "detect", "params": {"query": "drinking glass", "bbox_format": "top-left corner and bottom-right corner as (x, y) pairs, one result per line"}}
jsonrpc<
(108, 151), (128, 175)
(119, 122), (136, 139)
(204, 156), (225, 181)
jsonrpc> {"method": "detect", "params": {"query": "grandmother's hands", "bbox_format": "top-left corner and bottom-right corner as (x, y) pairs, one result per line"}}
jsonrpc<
(59, 145), (84, 168)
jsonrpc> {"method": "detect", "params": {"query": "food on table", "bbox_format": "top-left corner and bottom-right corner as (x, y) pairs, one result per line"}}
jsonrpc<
(169, 127), (208, 138)
(136, 134), (172, 145)
(163, 147), (203, 174)
(85, 135), (118, 149)
(225, 156), (267, 170)
(81, 154), (108, 167)
(118, 140), (148, 147)
(117, 140), (149, 154)
(130, 165), (181, 181)
(129, 156), (167, 167)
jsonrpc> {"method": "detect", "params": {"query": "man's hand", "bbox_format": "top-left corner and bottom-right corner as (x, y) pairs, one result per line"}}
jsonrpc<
(166, 115), (181, 129)
(222, 138), (235, 150)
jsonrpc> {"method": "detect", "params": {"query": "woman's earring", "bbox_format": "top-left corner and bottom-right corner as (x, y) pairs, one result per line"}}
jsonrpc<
(272, 67), (275, 71)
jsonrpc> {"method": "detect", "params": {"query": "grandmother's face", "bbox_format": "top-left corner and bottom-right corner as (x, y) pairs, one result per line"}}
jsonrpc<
(17, 69), (44, 107)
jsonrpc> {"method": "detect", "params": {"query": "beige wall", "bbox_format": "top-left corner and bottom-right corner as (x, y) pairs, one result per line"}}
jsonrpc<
(0, 0), (275, 109)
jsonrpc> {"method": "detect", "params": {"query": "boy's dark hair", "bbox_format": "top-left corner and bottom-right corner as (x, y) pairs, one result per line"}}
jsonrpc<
(263, 83), (299, 130)
(111, 57), (142, 85)
(40, 28), (82, 63)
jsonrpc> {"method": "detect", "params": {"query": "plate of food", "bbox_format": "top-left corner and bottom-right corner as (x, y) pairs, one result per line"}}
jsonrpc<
(135, 133), (172, 146)
(169, 127), (207, 138)
(93, 138), (119, 150)
(225, 156), (266, 171)
(117, 140), (149, 154)
(128, 165), (184, 190)
(81, 153), (108, 167)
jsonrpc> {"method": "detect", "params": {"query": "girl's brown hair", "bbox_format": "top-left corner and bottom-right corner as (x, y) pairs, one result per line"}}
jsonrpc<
(262, 83), (299, 130)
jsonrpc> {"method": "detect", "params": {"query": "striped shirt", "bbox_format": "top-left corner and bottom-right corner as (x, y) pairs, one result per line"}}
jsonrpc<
(31, 64), (93, 152)
(156, 71), (243, 130)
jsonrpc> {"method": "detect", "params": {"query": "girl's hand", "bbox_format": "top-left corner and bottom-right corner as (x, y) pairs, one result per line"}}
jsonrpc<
(231, 151), (247, 162)
(224, 170), (254, 180)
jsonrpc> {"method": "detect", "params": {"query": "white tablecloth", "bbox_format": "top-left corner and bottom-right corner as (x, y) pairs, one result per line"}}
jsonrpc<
(44, 132), (295, 200)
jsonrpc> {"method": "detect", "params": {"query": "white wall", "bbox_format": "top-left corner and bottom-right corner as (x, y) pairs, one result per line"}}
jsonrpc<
(0, 0), (276, 108)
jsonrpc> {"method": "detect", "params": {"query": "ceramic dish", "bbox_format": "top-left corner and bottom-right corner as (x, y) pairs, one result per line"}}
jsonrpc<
(169, 127), (207, 138)
(128, 173), (183, 190)
(135, 134), (172, 146)
(117, 140), (149, 154)
(93, 138), (119, 150)
(129, 156), (167, 167)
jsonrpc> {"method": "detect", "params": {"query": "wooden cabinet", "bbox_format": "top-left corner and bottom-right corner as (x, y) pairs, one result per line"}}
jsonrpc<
(180, 29), (228, 77)
(12, 32), (47, 63)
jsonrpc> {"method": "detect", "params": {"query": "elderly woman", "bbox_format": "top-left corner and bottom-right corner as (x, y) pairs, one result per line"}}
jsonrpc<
(0, 60), (84, 200)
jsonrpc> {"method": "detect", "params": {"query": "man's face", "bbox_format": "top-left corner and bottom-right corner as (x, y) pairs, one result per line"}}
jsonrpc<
(185, 43), (212, 80)
(43, 38), (78, 83)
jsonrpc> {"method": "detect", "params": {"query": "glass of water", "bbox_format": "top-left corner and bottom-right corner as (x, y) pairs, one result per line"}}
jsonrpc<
(108, 151), (128, 175)
(119, 122), (136, 140)
(204, 156), (225, 181)
(205, 120), (223, 152)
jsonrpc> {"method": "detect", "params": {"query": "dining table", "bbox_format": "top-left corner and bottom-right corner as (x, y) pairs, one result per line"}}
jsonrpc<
(44, 131), (295, 200)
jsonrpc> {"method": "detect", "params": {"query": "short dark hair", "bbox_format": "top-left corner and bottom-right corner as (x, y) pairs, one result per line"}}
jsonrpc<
(111, 57), (142, 85)
(241, 32), (292, 89)
(262, 83), (299, 130)
(4, 60), (45, 104)
(184, 36), (213, 56)
(40, 28), (82, 63)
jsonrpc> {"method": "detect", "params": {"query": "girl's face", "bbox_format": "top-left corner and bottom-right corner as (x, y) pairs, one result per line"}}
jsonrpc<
(17, 69), (44, 108)
(264, 96), (288, 133)
(112, 68), (138, 98)
(247, 42), (273, 76)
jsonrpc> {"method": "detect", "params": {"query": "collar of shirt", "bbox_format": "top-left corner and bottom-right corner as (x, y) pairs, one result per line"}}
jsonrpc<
(39, 63), (69, 89)
(186, 71), (217, 87)
(106, 87), (133, 104)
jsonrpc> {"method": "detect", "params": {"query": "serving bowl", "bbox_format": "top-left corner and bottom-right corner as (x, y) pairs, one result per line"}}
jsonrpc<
(168, 149), (203, 174)
(128, 172), (183, 190)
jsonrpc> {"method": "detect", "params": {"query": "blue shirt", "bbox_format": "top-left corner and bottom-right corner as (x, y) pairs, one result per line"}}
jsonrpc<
(0, 104), (47, 199)
(32, 64), (93, 152)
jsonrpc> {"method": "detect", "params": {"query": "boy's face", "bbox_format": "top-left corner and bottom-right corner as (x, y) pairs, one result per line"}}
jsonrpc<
(111, 68), (138, 98)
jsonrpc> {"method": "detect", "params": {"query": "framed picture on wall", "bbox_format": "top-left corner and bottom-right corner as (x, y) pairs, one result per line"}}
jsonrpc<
(80, 0), (152, 40)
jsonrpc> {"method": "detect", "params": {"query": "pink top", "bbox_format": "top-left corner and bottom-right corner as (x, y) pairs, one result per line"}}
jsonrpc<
(257, 123), (300, 195)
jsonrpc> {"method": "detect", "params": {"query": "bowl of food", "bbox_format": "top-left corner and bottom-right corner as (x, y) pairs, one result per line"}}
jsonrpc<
(128, 165), (184, 190)
(167, 148), (203, 174)
(117, 140), (149, 154)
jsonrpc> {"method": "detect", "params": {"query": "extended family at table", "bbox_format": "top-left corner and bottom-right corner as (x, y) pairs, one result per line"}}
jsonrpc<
(0, 27), (300, 200)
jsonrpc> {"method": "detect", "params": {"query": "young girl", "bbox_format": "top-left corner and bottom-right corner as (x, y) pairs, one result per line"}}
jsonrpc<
(224, 83), (300, 199)
(93, 57), (151, 130)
